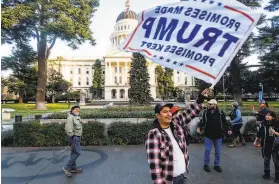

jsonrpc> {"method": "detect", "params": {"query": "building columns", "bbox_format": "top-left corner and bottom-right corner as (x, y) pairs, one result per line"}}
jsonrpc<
(109, 61), (112, 85)
(117, 61), (120, 84)
(125, 62), (128, 85)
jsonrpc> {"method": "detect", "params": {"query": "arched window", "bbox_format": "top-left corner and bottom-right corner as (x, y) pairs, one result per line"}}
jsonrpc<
(124, 25), (126, 29)
(111, 89), (117, 99)
(78, 77), (81, 86)
(86, 77), (89, 85)
(120, 89), (125, 99)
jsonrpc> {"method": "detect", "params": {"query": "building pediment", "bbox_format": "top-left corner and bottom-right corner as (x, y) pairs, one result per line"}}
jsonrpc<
(104, 49), (132, 58)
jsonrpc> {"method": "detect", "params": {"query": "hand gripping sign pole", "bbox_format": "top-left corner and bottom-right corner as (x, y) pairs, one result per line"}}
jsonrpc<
(118, 0), (261, 89)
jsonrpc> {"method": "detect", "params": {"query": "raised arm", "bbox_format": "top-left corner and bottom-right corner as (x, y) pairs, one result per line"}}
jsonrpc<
(172, 88), (213, 128)
(145, 130), (166, 184)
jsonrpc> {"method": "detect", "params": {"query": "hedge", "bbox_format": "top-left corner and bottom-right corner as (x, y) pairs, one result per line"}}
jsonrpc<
(1, 130), (14, 147)
(2, 120), (258, 147)
(48, 110), (155, 119)
(12, 121), (106, 147)
(47, 106), (279, 119)
(107, 121), (153, 145)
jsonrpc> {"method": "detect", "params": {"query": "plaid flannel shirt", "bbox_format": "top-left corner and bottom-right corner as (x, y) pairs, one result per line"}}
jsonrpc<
(145, 102), (204, 184)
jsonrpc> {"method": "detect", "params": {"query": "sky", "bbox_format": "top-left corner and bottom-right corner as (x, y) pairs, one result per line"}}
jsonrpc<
(1, 0), (278, 76)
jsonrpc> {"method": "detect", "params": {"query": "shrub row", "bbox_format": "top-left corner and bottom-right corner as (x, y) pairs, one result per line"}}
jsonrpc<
(48, 110), (155, 119)
(11, 121), (106, 147)
(107, 121), (153, 145)
(47, 108), (278, 119)
(2, 119), (258, 147)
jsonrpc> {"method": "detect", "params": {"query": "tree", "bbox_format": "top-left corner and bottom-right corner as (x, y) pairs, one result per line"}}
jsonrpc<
(196, 66), (263, 97)
(155, 65), (165, 100)
(255, 1), (279, 94)
(228, 0), (262, 105)
(196, 70), (232, 96)
(2, 0), (100, 110)
(90, 59), (103, 99)
(47, 69), (71, 103)
(155, 66), (176, 100)
(5, 76), (25, 103)
(129, 53), (152, 105)
(1, 43), (38, 103)
(1, 78), (8, 94)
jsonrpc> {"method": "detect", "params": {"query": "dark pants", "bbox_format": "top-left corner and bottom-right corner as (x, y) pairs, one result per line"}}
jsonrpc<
(65, 136), (81, 170)
(204, 137), (222, 166)
(232, 123), (245, 142)
(264, 144), (279, 179)
(173, 174), (187, 184)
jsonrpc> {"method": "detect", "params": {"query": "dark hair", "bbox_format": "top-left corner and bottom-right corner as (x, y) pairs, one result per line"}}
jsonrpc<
(71, 105), (80, 112)
(267, 111), (278, 120)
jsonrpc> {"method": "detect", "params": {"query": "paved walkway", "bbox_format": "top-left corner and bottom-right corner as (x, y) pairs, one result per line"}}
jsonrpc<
(1, 144), (276, 184)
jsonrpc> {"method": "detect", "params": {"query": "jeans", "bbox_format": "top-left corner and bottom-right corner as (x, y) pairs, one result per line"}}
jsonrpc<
(173, 174), (187, 184)
(204, 137), (222, 166)
(65, 136), (81, 170)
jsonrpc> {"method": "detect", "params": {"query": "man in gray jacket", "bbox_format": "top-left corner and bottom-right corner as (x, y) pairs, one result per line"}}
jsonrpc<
(63, 105), (83, 177)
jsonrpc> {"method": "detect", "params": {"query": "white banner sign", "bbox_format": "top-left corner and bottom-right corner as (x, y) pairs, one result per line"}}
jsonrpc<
(119, 0), (261, 86)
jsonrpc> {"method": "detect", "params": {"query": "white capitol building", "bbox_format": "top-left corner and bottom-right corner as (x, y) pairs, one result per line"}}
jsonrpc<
(52, 0), (196, 101)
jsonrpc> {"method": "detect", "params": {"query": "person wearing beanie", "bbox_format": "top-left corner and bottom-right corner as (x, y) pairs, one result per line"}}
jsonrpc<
(145, 88), (214, 184)
(228, 102), (246, 148)
(253, 101), (270, 147)
(63, 105), (83, 177)
(197, 99), (232, 173)
(254, 111), (279, 182)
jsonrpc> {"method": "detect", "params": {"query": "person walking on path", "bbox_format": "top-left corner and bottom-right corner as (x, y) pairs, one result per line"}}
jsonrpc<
(254, 111), (279, 182)
(63, 105), (83, 177)
(196, 99), (232, 173)
(145, 88), (214, 184)
(228, 102), (246, 148)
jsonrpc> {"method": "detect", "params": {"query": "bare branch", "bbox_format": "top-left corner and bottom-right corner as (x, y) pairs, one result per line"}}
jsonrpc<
(46, 36), (57, 59)
(49, 36), (57, 51)
(35, 27), (40, 42)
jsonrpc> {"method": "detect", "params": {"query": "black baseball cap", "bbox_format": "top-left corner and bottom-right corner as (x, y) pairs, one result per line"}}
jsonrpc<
(71, 105), (80, 112)
(154, 103), (174, 114)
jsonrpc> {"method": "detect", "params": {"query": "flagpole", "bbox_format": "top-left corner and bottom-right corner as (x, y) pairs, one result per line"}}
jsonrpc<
(223, 74), (226, 112)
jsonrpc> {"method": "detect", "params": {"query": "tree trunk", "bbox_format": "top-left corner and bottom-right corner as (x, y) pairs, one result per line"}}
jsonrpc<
(35, 36), (48, 110)
(19, 95), (23, 104)
(19, 88), (24, 104)
(231, 57), (243, 105)
(52, 95), (55, 103)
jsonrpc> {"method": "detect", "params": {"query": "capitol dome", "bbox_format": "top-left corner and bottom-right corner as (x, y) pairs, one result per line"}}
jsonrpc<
(109, 0), (139, 49)
(116, 10), (138, 22)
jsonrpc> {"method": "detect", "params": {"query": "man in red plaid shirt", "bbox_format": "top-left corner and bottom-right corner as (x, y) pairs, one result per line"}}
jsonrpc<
(145, 88), (213, 184)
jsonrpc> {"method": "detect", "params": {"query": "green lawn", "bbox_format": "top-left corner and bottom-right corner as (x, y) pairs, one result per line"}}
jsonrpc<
(1, 103), (71, 118)
(1, 101), (278, 118)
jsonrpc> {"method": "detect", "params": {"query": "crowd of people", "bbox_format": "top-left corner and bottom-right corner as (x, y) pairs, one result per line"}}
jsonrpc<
(61, 89), (279, 184)
(145, 89), (279, 184)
